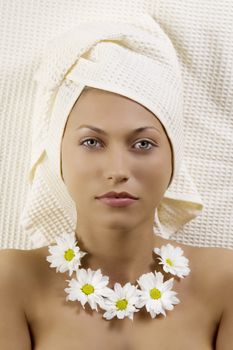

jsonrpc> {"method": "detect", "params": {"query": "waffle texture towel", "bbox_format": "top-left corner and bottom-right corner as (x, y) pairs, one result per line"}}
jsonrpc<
(19, 14), (204, 247)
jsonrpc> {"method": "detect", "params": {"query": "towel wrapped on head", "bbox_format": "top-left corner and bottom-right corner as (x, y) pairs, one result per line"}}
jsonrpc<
(19, 14), (204, 248)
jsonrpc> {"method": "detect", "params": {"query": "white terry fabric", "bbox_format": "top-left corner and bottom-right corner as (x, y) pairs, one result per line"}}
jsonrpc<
(1, 1), (232, 250)
(18, 15), (204, 247)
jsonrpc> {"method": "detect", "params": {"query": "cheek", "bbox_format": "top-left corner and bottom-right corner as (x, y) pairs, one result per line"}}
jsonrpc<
(62, 152), (83, 183)
(138, 152), (172, 194)
(61, 134), (104, 205)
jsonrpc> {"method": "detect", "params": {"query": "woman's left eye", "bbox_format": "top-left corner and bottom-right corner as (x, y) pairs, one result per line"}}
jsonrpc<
(134, 140), (156, 150)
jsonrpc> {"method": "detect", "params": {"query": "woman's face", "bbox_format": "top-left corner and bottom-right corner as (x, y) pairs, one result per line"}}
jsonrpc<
(61, 87), (173, 229)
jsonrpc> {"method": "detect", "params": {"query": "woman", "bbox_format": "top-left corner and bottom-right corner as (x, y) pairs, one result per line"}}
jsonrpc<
(0, 17), (232, 349)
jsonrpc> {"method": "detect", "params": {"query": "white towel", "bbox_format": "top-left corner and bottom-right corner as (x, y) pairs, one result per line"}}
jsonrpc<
(19, 14), (203, 247)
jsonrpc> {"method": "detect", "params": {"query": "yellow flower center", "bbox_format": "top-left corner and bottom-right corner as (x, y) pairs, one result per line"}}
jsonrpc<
(116, 299), (128, 310)
(166, 258), (173, 266)
(150, 288), (161, 299)
(81, 284), (95, 295)
(64, 248), (75, 261)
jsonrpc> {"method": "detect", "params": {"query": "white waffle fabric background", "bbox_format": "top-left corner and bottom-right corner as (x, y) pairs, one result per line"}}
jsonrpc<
(0, 1), (232, 250)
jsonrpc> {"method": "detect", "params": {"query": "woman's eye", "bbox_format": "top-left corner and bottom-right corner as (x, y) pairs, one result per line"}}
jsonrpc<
(80, 138), (102, 148)
(134, 140), (155, 150)
(80, 138), (156, 150)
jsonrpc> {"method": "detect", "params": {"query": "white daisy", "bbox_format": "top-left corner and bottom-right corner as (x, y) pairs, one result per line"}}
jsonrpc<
(65, 268), (112, 311)
(136, 271), (180, 318)
(101, 282), (140, 321)
(154, 243), (190, 278)
(46, 232), (87, 277)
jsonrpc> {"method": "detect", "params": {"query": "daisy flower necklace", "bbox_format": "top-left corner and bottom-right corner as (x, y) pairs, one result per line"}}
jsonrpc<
(46, 232), (191, 321)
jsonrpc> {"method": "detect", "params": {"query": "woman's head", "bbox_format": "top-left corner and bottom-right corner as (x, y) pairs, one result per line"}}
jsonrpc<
(61, 87), (173, 230)
(20, 19), (204, 247)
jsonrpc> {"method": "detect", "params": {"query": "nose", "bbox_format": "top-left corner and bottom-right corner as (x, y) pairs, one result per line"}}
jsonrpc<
(104, 149), (130, 183)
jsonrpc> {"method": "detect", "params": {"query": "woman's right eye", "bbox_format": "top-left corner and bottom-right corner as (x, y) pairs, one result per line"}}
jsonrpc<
(80, 138), (102, 148)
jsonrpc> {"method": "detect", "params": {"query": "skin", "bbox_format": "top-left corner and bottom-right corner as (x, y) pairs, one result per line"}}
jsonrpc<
(61, 86), (173, 288)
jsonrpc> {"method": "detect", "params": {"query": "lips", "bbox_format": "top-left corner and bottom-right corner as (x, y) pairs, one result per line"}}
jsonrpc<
(97, 191), (138, 200)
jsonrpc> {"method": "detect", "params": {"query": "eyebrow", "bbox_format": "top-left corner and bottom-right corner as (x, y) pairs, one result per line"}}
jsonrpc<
(76, 124), (161, 135)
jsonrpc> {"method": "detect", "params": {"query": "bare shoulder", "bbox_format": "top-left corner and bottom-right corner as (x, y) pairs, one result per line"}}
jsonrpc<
(168, 239), (233, 302)
(0, 247), (31, 280)
(196, 244), (233, 293)
(0, 246), (49, 302)
(185, 244), (233, 349)
(179, 242), (233, 309)
(0, 247), (43, 349)
(168, 239), (233, 275)
(185, 243), (233, 278)
(0, 246), (47, 273)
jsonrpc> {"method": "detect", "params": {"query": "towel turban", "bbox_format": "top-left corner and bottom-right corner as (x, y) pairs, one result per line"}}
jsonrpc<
(19, 14), (204, 248)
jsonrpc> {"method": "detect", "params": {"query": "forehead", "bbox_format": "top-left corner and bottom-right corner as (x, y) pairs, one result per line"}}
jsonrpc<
(68, 87), (165, 133)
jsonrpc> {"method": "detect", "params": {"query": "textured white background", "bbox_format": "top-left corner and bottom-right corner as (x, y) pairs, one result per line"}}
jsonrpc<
(0, 0), (232, 249)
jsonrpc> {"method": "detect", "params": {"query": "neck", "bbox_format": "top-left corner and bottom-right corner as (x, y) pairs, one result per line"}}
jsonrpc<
(74, 220), (165, 288)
